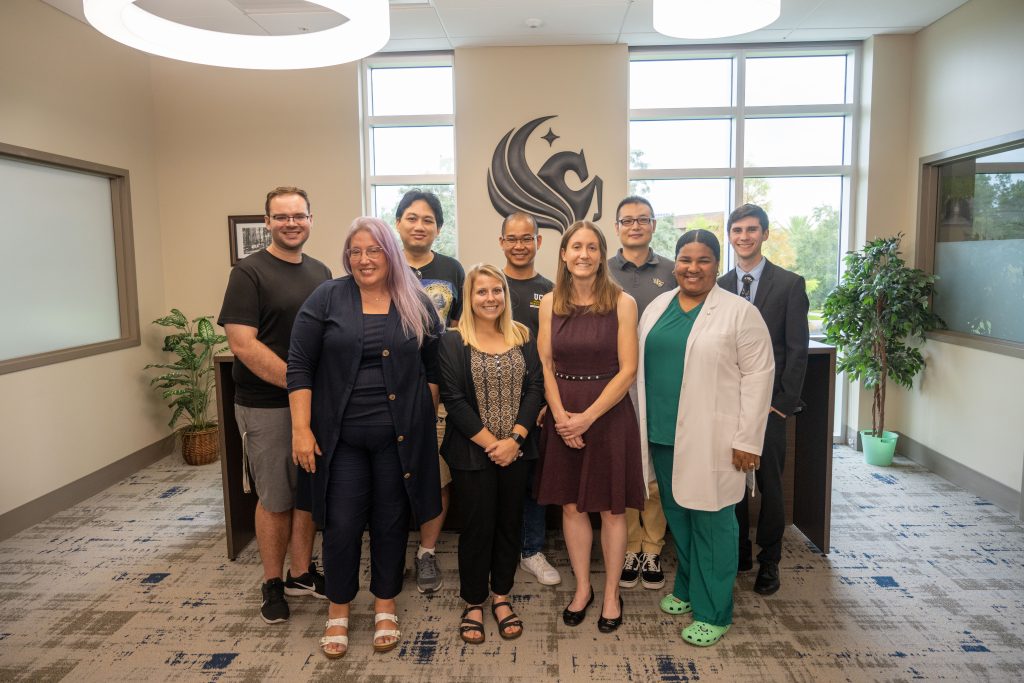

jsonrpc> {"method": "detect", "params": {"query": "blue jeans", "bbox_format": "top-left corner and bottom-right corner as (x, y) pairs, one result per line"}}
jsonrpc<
(520, 458), (546, 558)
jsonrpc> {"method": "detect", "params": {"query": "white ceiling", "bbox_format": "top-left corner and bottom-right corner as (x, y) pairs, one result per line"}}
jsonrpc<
(40, 0), (970, 53)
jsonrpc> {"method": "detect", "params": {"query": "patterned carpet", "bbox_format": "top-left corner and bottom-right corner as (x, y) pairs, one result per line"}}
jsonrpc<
(1, 445), (1022, 682)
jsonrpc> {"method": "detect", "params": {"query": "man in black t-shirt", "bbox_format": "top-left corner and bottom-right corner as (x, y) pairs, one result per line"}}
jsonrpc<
(218, 186), (332, 624)
(395, 189), (464, 594)
(499, 212), (561, 587)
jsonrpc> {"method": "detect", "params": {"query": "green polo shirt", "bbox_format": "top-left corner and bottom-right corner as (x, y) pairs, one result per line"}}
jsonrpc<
(644, 298), (703, 445)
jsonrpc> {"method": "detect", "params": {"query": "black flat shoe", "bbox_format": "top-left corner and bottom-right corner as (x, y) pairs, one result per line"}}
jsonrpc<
(753, 562), (780, 596)
(597, 595), (624, 633)
(562, 589), (594, 626)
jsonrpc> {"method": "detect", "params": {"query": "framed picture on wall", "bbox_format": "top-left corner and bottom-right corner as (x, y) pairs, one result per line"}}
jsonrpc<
(228, 215), (270, 265)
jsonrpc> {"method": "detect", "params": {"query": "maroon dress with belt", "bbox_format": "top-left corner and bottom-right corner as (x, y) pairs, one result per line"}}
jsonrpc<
(535, 307), (645, 514)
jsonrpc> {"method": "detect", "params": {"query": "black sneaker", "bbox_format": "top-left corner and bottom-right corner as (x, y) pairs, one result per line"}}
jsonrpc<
(260, 578), (289, 624)
(619, 552), (641, 588)
(284, 562), (327, 599)
(640, 552), (666, 590)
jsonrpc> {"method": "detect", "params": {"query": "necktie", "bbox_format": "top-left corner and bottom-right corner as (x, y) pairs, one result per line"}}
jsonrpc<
(740, 274), (754, 301)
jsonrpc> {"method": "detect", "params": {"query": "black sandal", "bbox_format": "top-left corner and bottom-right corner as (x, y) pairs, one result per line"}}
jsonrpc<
(491, 600), (523, 640)
(460, 605), (485, 644)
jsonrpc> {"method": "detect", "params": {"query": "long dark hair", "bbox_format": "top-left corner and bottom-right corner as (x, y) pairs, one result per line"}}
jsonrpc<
(553, 221), (621, 316)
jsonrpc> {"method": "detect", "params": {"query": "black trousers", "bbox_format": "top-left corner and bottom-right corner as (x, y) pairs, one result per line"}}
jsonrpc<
(736, 411), (786, 564)
(323, 423), (410, 604)
(450, 458), (529, 605)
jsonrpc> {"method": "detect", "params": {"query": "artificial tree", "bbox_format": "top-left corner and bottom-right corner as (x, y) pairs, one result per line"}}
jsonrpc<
(145, 309), (228, 464)
(822, 233), (945, 438)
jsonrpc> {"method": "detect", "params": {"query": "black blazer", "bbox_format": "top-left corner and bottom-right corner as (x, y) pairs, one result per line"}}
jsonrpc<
(287, 276), (444, 527)
(719, 259), (810, 416)
(438, 331), (545, 471)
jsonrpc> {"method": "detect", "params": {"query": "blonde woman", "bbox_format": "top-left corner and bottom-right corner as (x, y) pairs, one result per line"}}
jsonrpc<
(439, 264), (545, 644)
(535, 221), (644, 634)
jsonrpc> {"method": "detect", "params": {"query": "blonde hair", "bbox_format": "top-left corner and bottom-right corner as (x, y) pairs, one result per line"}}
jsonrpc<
(457, 264), (530, 350)
(553, 221), (621, 316)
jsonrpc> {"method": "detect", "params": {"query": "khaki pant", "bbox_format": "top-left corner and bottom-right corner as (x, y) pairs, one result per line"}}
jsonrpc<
(625, 479), (667, 554)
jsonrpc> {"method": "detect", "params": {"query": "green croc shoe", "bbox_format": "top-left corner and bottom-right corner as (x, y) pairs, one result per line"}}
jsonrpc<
(659, 594), (692, 615)
(681, 621), (730, 647)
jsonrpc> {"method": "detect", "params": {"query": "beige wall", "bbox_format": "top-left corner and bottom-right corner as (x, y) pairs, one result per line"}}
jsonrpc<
(855, 0), (1024, 490)
(0, 0), (168, 516)
(150, 60), (364, 318)
(454, 45), (629, 279)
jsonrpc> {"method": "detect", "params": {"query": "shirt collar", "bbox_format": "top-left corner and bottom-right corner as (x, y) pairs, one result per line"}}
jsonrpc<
(738, 257), (767, 280)
(613, 247), (660, 269)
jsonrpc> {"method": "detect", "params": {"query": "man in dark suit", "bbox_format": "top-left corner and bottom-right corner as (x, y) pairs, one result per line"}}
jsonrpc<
(718, 203), (809, 596)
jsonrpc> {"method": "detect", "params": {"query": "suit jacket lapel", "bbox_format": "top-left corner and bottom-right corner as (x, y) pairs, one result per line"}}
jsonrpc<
(752, 259), (775, 309)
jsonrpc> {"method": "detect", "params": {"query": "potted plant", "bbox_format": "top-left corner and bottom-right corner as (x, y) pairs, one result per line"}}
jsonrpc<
(145, 309), (228, 465)
(822, 233), (945, 466)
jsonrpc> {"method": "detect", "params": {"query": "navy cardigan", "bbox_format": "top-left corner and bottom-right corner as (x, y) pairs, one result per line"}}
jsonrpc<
(438, 330), (545, 471)
(287, 276), (444, 527)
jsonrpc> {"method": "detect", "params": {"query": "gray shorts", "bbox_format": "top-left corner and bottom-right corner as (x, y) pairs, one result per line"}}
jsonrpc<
(235, 405), (296, 513)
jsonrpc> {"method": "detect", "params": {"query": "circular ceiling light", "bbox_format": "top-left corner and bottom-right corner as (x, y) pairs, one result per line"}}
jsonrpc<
(654, 0), (781, 40)
(83, 0), (390, 70)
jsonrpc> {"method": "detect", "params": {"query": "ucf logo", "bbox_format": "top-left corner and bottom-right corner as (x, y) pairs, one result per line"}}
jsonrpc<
(487, 115), (603, 233)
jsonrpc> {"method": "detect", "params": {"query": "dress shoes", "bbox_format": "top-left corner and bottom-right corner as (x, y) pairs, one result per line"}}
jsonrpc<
(753, 562), (780, 595)
(562, 589), (594, 626)
(597, 596), (624, 633)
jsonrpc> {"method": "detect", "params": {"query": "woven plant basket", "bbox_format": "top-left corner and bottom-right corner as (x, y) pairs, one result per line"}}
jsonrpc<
(181, 426), (219, 466)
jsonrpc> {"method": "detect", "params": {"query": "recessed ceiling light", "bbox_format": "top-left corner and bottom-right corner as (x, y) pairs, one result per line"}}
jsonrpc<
(83, 0), (390, 70)
(653, 0), (781, 40)
(525, 18), (544, 29)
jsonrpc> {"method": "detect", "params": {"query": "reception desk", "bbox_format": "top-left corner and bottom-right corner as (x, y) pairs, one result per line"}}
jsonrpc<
(215, 342), (836, 560)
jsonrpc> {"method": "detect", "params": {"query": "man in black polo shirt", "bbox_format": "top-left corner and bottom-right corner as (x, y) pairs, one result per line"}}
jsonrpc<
(218, 186), (332, 623)
(499, 211), (561, 586)
(607, 195), (676, 592)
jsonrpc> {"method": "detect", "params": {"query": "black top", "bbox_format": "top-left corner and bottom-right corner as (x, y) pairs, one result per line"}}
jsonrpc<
(217, 249), (332, 407)
(287, 276), (444, 527)
(719, 259), (810, 416)
(412, 251), (465, 327)
(506, 272), (554, 339)
(342, 313), (390, 425)
(438, 331), (545, 471)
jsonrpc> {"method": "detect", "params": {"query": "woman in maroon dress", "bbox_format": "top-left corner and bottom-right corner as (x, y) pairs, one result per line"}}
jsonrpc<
(535, 220), (644, 634)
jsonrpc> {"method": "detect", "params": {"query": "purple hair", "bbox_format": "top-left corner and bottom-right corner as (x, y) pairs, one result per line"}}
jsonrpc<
(343, 217), (435, 345)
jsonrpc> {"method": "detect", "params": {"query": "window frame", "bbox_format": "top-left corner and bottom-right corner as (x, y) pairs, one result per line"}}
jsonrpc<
(360, 52), (456, 254)
(627, 43), (860, 278)
(916, 128), (1024, 359)
(0, 142), (140, 375)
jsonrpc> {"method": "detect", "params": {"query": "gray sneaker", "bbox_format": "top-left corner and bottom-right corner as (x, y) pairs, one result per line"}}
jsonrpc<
(415, 551), (443, 593)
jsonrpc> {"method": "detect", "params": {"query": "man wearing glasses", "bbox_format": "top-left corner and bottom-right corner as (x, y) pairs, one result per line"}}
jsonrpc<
(499, 212), (561, 587)
(608, 196), (676, 593)
(218, 187), (332, 624)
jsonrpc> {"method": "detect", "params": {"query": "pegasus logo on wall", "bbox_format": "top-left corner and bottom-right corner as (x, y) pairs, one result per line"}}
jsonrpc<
(487, 115), (603, 233)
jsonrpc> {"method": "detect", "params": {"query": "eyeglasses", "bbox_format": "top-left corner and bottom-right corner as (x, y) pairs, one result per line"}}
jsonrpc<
(346, 246), (385, 260)
(500, 235), (537, 246)
(270, 214), (311, 224)
(616, 216), (653, 227)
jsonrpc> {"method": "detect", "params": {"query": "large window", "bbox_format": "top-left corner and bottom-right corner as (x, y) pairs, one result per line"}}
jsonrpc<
(628, 48), (857, 333)
(918, 130), (1024, 357)
(0, 143), (139, 375)
(362, 57), (457, 257)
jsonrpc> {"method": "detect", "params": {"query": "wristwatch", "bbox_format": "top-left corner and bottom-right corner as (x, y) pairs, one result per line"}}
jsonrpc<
(511, 433), (525, 446)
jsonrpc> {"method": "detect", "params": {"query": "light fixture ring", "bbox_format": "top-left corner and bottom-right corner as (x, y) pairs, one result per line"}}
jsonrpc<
(83, 0), (390, 70)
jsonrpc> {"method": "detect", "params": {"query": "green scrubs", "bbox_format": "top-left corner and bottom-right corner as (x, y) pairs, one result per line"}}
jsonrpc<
(645, 298), (737, 628)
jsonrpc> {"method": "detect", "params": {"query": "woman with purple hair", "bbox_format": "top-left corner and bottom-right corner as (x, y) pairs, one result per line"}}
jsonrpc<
(287, 217), (444, 659)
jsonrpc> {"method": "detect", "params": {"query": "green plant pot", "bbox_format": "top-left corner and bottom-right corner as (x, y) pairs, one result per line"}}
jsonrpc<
(861, 430), (898, 466)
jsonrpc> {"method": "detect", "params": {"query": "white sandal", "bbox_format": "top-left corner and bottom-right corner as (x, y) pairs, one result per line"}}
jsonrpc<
(373, 612), (401, 653)
(320, 617), (349, 659)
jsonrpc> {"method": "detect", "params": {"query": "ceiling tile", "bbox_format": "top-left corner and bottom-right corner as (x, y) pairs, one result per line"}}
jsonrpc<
(390, 6), (448, 40)
(439, 6), (628, 38)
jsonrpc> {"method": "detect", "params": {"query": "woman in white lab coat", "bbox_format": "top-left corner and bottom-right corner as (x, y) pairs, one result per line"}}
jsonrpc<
(635, 229), (774, 647)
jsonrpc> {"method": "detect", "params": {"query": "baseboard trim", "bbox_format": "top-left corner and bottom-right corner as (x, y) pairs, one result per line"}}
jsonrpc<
(894, 431), (1022, 519)
(0, 434), (176, 541)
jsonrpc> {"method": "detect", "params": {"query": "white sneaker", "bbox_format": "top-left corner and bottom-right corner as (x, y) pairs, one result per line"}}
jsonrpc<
(520, 552), (561, 586)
